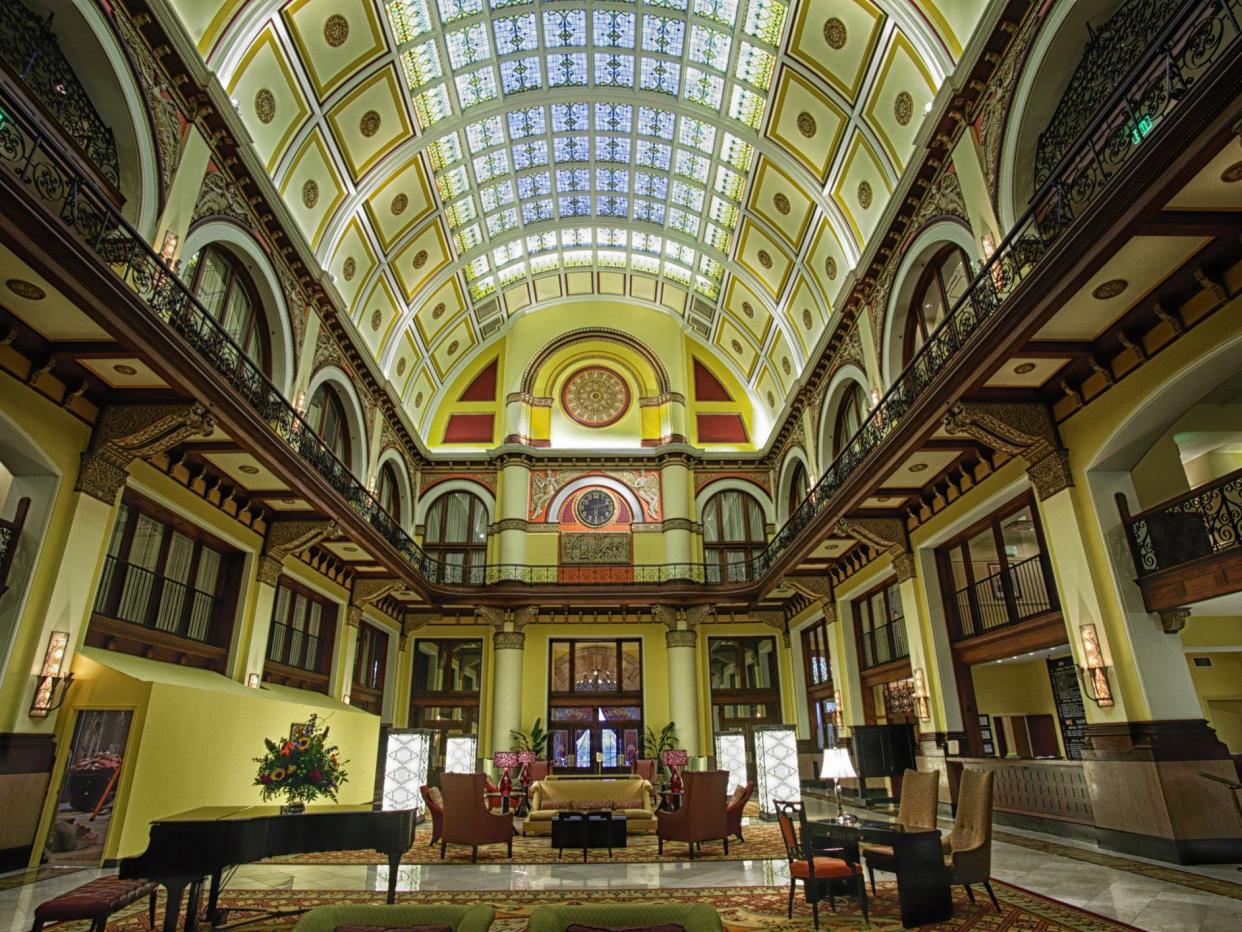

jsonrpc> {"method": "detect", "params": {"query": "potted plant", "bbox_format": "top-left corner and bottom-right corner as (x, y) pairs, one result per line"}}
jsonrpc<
(254, 714), (348, 813)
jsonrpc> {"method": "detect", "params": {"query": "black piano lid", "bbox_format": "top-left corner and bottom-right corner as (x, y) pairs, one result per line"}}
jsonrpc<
(149, 802), (413, 821)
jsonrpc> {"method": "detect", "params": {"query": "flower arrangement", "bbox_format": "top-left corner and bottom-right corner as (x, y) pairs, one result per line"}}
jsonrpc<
(254, 715), (348, 812)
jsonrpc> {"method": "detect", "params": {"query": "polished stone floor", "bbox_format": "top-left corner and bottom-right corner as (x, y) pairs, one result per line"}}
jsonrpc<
(2, 801), (1239, 931)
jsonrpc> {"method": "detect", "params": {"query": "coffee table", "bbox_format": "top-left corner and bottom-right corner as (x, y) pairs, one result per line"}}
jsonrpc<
(551, 811), (626, 862)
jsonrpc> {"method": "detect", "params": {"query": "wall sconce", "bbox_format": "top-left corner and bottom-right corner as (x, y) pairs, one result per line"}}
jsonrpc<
(832, 705), (844, 731)
(342, 691), (351, 706)
(913, 668), (931, 722)
(293, 389), (307, 414)
(1077, 623), (1114, 708)
(246, 672), (261, 688)
(30, 631), (72, 718)
(159, 230), (179, 266)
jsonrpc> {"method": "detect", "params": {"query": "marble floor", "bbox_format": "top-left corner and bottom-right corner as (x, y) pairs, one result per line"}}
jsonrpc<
(2, 806), (1238, 932)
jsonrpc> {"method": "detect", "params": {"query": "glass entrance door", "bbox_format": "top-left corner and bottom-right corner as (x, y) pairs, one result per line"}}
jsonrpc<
(548, 706), (642, 773)
(548, 638), (643, 773)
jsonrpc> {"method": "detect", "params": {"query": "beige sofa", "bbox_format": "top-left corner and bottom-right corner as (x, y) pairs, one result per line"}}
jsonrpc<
(524, 776), (657, 834)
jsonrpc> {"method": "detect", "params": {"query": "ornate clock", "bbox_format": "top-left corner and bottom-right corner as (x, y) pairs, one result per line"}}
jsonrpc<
(575, 489), (616, 527)
(561, 366), (630, 427)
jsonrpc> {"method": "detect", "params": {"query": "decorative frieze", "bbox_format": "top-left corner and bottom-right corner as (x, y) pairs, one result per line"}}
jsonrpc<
(76, 403), (214, 503)
(943, 402), (1073, 500)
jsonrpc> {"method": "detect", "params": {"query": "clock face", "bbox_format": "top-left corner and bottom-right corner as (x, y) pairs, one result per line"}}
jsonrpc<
(575, 489), (616, 527)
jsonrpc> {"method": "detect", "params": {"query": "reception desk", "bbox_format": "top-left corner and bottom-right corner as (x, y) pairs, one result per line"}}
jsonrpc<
(947, 757), (1094, 827)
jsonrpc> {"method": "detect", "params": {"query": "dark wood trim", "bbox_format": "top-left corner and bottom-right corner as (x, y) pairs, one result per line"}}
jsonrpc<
(1093, 826), (1242, 865)
(85, 613), (228, 670)
(0, 733), (55, 774)
(1081, 719), (1233, 762)
(859, 656), (913, 689)
(1133, 549), (1242, 613)
(951, 612), (1067, 666)
(1140, 209), (1242, 237)
(262, 659), (330, 694)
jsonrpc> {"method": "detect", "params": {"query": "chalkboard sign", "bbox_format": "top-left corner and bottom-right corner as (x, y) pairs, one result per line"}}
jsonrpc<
(1047, 656), (1086, 759)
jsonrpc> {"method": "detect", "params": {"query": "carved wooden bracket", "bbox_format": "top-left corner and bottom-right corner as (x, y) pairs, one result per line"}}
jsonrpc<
(258, 519), (339, 586)
(834, 517), (909, 557)
(780, 574), (833, 603)
(752, 610), (791, 648)
(76, 403), (215, 503)
(943, 402), (1073, 500)
(1159, 607), (1190, 634)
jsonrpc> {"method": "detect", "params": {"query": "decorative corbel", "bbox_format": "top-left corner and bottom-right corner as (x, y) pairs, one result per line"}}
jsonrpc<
(752, 610), (791, 648)
(258, 519), (339, 586)
(943, 402), (1073, 500)
(76, 403), (215, 504)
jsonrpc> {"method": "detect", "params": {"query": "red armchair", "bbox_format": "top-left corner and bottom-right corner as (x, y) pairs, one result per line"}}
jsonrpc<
(656, 769), (729, 858)
(725, 781), (754, 842)
(483, 775), (504, 811)
(439, 773), (514, 862)
(632, 759), (657, 782)
(420, 784), (443, 846)
(528, 760), (551, 781)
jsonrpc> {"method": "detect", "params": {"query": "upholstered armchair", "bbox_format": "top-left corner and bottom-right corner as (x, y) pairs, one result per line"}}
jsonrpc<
(483, 775), (504, 811)
(632, 758), (657, 782)
(861, 768), (939, 892)
(419, 784), (444, 846)
(656, 769), (729, 858)
(944, 768), (999, 911)
(528, 760), (551, 781)
(439, 772), (514, 862)
(725, 781), (754, 842)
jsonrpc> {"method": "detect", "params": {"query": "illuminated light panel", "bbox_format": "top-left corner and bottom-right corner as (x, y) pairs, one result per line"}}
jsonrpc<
(444, 734), (479, 773)
(382, 0), (785, 300)
(753, 725), (800, 819)
(715, 731), (748, 796)
(382, 729), (433, 811)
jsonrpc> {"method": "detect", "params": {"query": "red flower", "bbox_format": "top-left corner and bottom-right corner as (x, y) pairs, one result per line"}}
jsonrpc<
(308, 769), (323, 783)
(260, 774), (271, 785)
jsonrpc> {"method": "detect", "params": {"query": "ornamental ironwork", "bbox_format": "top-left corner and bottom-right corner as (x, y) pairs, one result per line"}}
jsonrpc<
(1119, 466), (1242, 575)
(0, 0), (119, 188)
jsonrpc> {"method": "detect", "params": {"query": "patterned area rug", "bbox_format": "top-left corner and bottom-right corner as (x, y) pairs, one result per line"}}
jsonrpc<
(271, 821), (784, 865)
(93, 881), (1138, 931)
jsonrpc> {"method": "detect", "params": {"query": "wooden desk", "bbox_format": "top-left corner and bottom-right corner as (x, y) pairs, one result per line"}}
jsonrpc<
(809, 818), (951, 928)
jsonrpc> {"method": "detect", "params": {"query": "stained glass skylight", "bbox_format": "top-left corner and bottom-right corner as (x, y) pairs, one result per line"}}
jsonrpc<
(384, 0), (786, 304)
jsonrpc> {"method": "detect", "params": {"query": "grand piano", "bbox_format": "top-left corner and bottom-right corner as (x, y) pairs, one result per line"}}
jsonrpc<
(119, 804), (416, 931)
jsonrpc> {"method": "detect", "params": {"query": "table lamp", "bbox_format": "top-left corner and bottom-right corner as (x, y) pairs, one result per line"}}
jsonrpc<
(820, 748), (858, 824)
(662, 749), (689, 795)
(517, 749), (537, 794)
(493, 751), (519, 801)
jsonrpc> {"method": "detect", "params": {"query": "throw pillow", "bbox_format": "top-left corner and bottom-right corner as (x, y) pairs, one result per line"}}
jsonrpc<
(613, 798), (642, 810)
(728, 786), (747, 806)
(334, 925), (453, 932)
(426, 787), (443, 807)
(565, 925), (686, 932)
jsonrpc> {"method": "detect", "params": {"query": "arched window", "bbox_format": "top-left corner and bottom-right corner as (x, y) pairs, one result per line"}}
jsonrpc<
(702, 489), (767, 581)
(377, 462), (401, 521)
(186, 245), (268, 373)
(787, 461), (809, 516)
(424, 491), (488, 583)
(306, 384), (350, 465)
(903, 245), (971, 366)
(833, 382), (866, 458)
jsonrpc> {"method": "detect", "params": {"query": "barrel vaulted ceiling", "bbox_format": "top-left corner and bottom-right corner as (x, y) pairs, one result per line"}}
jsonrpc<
(169, 0), (986, 445)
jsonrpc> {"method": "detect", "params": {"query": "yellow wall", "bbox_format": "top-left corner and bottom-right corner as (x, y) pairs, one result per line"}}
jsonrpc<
(970, 658), (1065, 757)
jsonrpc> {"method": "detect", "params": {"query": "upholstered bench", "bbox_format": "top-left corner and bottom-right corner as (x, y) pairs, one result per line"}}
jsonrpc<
(31, 877), (159, 932)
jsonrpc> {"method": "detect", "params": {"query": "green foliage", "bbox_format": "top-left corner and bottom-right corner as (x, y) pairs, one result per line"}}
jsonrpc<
(254, 714), (348, 805)
(510, 718), (548, 757)
(640, 722), (678, 760)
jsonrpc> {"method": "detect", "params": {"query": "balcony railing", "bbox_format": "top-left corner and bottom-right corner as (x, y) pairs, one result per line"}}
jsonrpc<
(0, 496), (29, 597)
(1118, 466), (1242, 576)
(860, 620), (908, 670)
(93, 555), (222, 644)
(266, 620), (324, 673)
(0, 0), (1235, 591)
(952, 553), (1057, 640)
(0, 0), (119, 189)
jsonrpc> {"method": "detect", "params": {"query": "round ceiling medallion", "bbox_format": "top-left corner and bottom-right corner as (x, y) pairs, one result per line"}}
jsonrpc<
(1221, 161), (1242, 183)
(894, 91), (914, 126)
(773, 192), (791, 215)
(782, 357), (791, 375)
(1092, 279), (1128, 300)
(447, 340), (459, 355)
(730, 339), (743, 354)
(302, 179), (319, 209)
(254, 89), (276, 124)
(824, 256), (838, 280)
(390, 193), (409, 215)
(413, 249), (429, 269)
(857, 180), (873, 210)
(561, 366), (631, 428)
(796, 111), (817, 138)
(239, 464), (260, 475)
(396, 358), (406, 376)
(6, 278), (45, 300)
(1013, 362), (1037, 375)
(112, 364), (138, 376)
(370, 309), (382, 331)
(414, 391), (424, 408)
(757, 249), (773, 269)
(432, 302), (446, 319)
(342, 257), (356, 281)
(909, 462), (929, 473)
(802, 308), (813, 329)
(575, 488), (617, 527)
(823, 18), (848, 49)
(741, 300), (754, 318)
(359, 109), (382, 137)
(324, 15), (349, 47)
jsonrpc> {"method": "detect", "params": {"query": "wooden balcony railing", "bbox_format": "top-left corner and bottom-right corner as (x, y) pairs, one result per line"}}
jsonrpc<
(860, 620), (909, 670)
(952, 553), (1058, 640)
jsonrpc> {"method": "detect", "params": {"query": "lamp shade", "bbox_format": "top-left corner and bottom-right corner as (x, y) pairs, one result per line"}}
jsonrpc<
(493, 751), (520, 769)
(820, 748), (856, 781)
(517, 750), (538, 765)
(661, 749), (689, 767)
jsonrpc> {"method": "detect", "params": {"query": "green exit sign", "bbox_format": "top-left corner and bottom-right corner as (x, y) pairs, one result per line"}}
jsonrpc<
(1130, 114), (1155, 145)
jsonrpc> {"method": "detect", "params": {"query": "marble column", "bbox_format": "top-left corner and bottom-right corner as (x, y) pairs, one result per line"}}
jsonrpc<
(666, 626), (701, 756)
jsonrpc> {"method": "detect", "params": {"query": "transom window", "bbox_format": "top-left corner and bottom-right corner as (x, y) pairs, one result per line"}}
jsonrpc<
(702, 488), (766, 580)
(381, 0), (787, 303)
(708, 636), (781, 782)
(352, 622), (390, 714)
(547, 638), (643, 772)
(903, 245), (972, 366)
(410, 638), (484, 769)
(186, 245), (269, 373)
(423, 490), (489, 581)
(306, 384), (350, 465)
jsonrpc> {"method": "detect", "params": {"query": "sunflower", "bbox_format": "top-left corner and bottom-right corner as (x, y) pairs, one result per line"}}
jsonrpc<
(270, 768), (287, 781)
(296, 736), (311, 750)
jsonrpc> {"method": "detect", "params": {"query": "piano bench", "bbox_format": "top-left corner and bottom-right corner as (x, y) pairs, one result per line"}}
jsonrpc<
(32, 877), (159, 932)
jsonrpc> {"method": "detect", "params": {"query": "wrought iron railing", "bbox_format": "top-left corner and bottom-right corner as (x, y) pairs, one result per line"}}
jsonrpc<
(0, 0), (119, 188)
(952, 554), (1057, 639)
(1118, 466), (1242, 575)
(0, 0), (1236, 591)
(860, 619), (908, 669)
(93, 555), (222, 643)
(0, 496), (29, 597)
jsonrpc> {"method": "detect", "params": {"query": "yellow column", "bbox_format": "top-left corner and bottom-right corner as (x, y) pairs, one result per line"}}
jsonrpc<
(391, 633), (414, 727)
(828, 599), (864, 729)
(490, 629), (525, 754)
(893, 554), (958, 733)
(497, 460), (530, 565)
(666, 626), (701, 755)
(330, 605), (359, 702)
(660, 458), (693, 565)
(234, 573), (278, 686)
(148, 126), (211, 256)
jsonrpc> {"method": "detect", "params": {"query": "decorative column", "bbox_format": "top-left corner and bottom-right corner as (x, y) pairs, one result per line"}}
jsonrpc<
(496, 458), (530, 566)
(660, 457), (693, 566)
(827, 599), (865, 731)
(482, 606), (536, 757)
(390, 630), (415, 727)
(655, 605), (706, 757)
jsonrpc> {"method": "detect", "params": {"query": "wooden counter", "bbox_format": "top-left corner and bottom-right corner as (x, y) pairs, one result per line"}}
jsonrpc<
(948, 757), (1093, 825)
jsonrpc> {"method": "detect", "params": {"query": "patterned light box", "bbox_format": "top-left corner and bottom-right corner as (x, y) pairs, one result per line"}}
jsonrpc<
(715, 731), (748, 797)
(382, 729), (433, 812)
(753, 725), (800, 820)
(444, 735), (478, 774)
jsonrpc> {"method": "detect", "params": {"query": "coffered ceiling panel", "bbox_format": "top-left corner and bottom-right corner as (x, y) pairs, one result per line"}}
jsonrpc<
(329, 216), (380, 309)
(864, 32), (937, 171)
(786, 0), (884, 102)
(364, 157), (437, 249)
(283, 0), (388, 99)
(324, 65), (414, 179)
(279, 129), (348, 248)
(747, 157), (814, 247)
(766, 69), (849, 183)
(227, 26), (312, 173)
(723, 278), (774, 346)
(832, 133), (892, 246)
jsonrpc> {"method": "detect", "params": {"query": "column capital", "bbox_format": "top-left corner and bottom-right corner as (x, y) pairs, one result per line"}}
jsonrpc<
(752, 609), (789, 646)
(892, 551), (917, 582)
(76, 402), (215, 503)
(494, 630), (525, 650)
(478, 605), (538, 632)
(943, 402), (1073, 500)
(259, 519), (339, 586)
(1159, 607), (1191, 634)
(345, 604), (363, 628)
(665, 628), (697, 648)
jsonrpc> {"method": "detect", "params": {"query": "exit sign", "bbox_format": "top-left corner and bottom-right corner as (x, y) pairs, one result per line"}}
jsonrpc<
(1130, 114), (1155, 145)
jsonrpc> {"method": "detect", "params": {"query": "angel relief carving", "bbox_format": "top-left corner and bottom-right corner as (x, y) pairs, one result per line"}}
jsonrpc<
(619, 469), (661, 520)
